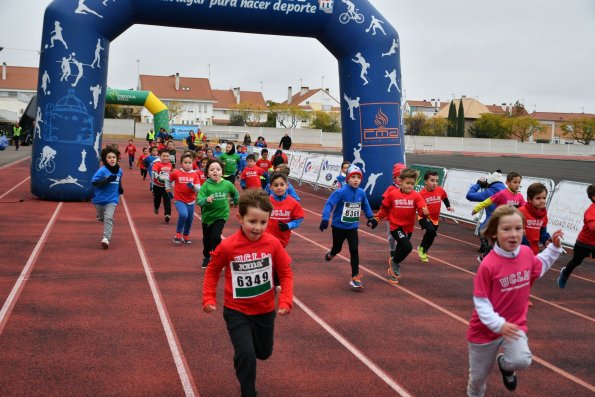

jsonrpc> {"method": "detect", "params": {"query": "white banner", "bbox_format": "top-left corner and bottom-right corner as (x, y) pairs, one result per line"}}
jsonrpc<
(301, 153), (325, 185)
(288, 151), (309, 180)
(547, 180), (591, 247)
(283, 150), (293, 166)
(316, 155), (344, 189)
(441, 168), (488, 224)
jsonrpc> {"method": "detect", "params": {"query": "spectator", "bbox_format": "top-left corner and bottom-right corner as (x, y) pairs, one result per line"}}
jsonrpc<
(279, 132), (292, 150)
(243, 133), (252, 146)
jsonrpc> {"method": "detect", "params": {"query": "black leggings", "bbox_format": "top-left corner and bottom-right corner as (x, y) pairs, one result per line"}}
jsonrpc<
(562, 241), (594, 278)
(140, 168), (147, 180)
(224, 174), (236, 184)
(419, 219), (439, 253)
(202, 219), (226, 259)
(152, 185), (171, 216)
(390, 228), (413, 264)
(330, 226), (359, 276)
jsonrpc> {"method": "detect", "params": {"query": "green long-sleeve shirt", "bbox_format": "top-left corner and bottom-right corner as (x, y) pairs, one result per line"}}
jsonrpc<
(219, 153), (240, 177)
(196, 178), (239, 225)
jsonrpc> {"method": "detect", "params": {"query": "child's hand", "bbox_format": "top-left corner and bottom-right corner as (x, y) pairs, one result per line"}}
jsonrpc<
(278, 307), (290, 316)
(551, 230), (564, 248)
(471, 209), (477, 216)
(186, 182), (194, 189)
(206, 195), (214, 203)
(278, 221), (289, 231)
(447, 207), (454, 212)
(204, 304), (217, 313)
(319, 220), (329, 231)
(367, 217), (379, 229)
(500, 322), (520, 340)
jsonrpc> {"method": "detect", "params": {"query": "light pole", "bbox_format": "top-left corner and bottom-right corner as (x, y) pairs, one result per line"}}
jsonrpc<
(136, 59), (140, 89)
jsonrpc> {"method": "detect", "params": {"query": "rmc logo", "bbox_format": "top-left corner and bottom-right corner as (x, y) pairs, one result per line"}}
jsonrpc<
(359, 102), (401, 147)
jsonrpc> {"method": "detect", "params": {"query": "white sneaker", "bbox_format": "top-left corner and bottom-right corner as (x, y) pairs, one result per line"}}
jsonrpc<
(101, 237), (109, 249)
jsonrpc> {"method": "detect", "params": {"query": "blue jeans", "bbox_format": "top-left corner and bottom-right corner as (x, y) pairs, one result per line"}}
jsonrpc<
(174, 201), (194, 235)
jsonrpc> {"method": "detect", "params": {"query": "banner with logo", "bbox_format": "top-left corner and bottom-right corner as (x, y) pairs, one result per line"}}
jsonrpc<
(547, 180), (591, 247)
(169, 125), (199, 140)
(288, 151), (309, 180)
(301, 153), (325, 186)
(411, 164), (446, 192)
(441, 168), (489, 224)
(317, 155), (344, 189)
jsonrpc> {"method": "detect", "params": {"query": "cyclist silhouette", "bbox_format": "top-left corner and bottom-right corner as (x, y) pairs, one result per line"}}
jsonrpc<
(339, 0), (364, 24)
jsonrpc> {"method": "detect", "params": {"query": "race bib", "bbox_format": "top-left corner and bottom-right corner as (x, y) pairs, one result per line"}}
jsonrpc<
(230, 256), (273, 299)
(341, 202), (361, 223)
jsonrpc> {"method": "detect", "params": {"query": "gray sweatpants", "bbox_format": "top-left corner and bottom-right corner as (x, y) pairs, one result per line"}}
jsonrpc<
(467, 330), (532, 397)
(95, 203), (117, 240)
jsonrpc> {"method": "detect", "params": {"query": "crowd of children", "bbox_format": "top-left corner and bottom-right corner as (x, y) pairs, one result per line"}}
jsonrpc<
(90, 137), (592, 397)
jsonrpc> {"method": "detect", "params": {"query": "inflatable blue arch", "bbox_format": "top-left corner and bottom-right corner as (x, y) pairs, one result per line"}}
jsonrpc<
(33, 0), (404, 207)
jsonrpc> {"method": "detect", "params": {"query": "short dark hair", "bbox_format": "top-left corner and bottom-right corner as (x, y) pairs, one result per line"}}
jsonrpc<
(507, 171), (522, 182)
(424, 170), (438, 180)
(261, 148), (268, 154)
(179, 152), (194, 163)
(526, 183), (547, 200)
(587, 184), (595, 201)
(269, 172), (288, 184)
(205, 159), (224, 174)
(158, 148), (169, 155)
(246, 154), (256, 162)
(239, 190), (273, 216)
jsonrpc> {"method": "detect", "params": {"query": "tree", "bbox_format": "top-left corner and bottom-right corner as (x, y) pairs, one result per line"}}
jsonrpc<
(272, 104), (309, 129)
(469, 113), (510, 139)
(447, 101), (457, 137)
(422, 117), (448, 136)
(457, 100), (465, 137)
(561, 116), (595, 145)
(228, 102), (267, 127)
(404, 113), (427, 136)
(506, 116), (543, 142)
(167, 100), (183, 123)
(510, 100), (528, 117)
(104, 104), (120, 119)
(310, 110), (341, 132)
(262, 100), (278, 127)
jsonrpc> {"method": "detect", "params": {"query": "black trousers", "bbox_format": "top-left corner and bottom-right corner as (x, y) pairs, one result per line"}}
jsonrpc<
(224, 307), (276, 397)
(390, 228), (413, 264)
(202, 219), (226, 259)
(419, 219), (439, 253)
(14, 136), (20, 150)
(562, 241), (595, 278)
(224, 174), (236, 184)
(152, 185), (171, 216)
(140, 168), (147, 180)
(330, 226), (359, 276)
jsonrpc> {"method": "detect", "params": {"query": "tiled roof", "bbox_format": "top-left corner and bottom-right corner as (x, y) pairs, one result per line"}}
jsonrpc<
(212, 89), (266, 109)
(434, 98), (492, 119)
(0, 66), (38, 91)
(283, 88), (322, 106)
(529, 112), (595, 122)
(407, 100), (435, 108)
(486, 105), (506, 115)
(139, 74), (216, 101)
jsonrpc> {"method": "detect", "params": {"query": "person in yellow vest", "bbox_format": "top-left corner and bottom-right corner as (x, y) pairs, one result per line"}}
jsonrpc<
(13, 123), (22, 151)
(196, 128), (207, 144)
(146, 128), (155, 144)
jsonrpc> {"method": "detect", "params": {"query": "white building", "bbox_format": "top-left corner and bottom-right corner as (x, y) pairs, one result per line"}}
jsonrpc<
(212, 87), (267, 126)
(0, 63), (37, 123)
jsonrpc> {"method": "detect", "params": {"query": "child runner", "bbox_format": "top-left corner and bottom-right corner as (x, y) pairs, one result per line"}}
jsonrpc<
(333, 161), (350, 188)
(152, 148), (173, 223)
(320, 165), (374, 289)
(237, 145), (248, 175)
(264, 163), (300, 201)
(240, 154), (266, 190)
(206, 148), (214, 159)
(166, 140), (177, 166)
(203, 190), (293, 397)
(137, 147), (149, 180)
(467, 206), (563, 396)
(196, 159), (240, 268)
(256, 149), (273, 189)
(197, 157), (208, 185)
(266, 172), (304, 247)
(144, 146), (159, 189)
(369, 168), (428, 285)
(519, 183), (551, 255)
(169, 152), (201, 245)
(417, 170), (454, 262)
(558, 184), (595, 288)
(124, 139), (137, 170)
(219, 142), (240, 184)
(91, 146), (123, 249)
(213, 145), (223, 158)
(467, 170), (506, 253)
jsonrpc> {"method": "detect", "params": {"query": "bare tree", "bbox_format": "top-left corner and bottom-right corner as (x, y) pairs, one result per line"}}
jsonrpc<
(272, 104), (309, 129)
(507, 116), (543, 142)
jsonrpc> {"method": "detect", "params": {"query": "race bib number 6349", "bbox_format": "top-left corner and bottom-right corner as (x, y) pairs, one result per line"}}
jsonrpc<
(231, 256), (273, 299)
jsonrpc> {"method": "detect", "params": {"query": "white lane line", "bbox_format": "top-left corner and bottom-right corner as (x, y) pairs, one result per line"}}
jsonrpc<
(0, 176), (30, 200)
(290, 230), (595, 393)
(0, 156), (31, 171)
(122, 197), (199, 397)
(0, 202), (62, 335)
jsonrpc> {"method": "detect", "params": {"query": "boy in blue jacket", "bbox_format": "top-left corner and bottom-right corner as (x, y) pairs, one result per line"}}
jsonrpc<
(92, 146), (123, 249)
(319, 165), (374, 289)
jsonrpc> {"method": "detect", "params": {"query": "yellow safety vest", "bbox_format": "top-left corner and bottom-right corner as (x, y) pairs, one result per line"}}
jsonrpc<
(147, 130), (155, 140)
(13, 126), (22, 137)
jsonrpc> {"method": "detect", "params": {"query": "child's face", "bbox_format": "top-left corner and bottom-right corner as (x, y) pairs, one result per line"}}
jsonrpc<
(247, 159), (256, 167)
(425, 175), (439, 191)
(215, 147), (221, 152)
(261, 152), (268, 160)
(530, 191), (547, 210)
(493, 214), (524, 252)
(207, 162), (222, 181)
(150, 149), (158, 156)
(167, 141), (175, 149)
(347, 174), (362, 188)
(200, 159), (208, 169)
(226, 143), (233, 153)
(105, 152), (117, 167)
(159, 152), (169, 162)
(181, 157), (193, 171)
(507, 177), (522, 193)
(400, 177), (416, 193)
(142, 148), (148, 154)
(341, 164), (349, 173)
(271, 177), (288, 196)
(207, 149), (213, 157)
(237, 207), (270, 242)
(128, 140), (133, 144)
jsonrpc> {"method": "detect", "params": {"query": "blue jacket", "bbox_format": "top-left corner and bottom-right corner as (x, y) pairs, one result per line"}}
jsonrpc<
(92, 166), (123, 205)
(322, 185), (373, 230)
(466, 181), (505, 228)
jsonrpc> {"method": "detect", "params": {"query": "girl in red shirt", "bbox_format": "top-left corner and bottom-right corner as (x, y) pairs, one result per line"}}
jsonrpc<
(137, 147), (149, 180)
(169, 152), (200, 244)
(266, 172), (304, 247)
(519, 183), (551, 255)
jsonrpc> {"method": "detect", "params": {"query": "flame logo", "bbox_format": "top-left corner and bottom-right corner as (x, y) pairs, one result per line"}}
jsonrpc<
(374, 108), (389, 126)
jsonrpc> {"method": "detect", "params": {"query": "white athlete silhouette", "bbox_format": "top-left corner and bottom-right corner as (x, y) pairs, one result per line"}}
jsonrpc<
(41, 71), (51, 95)
(385, 69), (401, 93)
(352, 52), (370, 85)
(60, 54), (72, 82)
(366, 15), (386, 36)
(40, 145), (57, 169)
(75, 0), (104, 18)
(49, 175), (84, 188)
(363, 172), (383, 195)
(352, 143), (366, 172)
(94, 130), (103, 159)
(90, 39), (105, 69)
(49, 21), (68, 49)
(35, 107), (43, 139)
(79, 149), (87, 172)
(70, 53), (84, 87)
(102, 0), (116, 5)
(343, 94), (360, 121)
(382, 38), (399, 57)
(90, 84), (102, 109)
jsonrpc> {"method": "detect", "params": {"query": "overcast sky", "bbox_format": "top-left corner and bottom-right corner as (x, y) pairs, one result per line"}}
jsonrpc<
(1, 0), (594, 113)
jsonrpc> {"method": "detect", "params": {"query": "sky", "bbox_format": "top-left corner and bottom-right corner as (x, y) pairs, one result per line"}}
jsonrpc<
(1, 0), (594, 114)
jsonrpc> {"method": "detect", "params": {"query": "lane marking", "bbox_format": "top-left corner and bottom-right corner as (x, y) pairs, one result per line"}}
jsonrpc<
(0, 176), (30, 200)
(0, 156), (31, 171)
(0, 202), (62, 335)
(122, 197), (199, 397)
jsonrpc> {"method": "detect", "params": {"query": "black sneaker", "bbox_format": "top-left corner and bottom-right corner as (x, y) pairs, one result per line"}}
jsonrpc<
(202, 257), (210, 269)
(324, 250), (333, 261)
(497, 353), (517, 391)
(154, 207), (159, 214)
(165, 215), (171, 223)
(557, 267), (568, 289)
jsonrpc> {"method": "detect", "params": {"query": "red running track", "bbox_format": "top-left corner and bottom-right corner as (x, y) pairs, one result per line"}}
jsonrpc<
(0, 155), (593, 396)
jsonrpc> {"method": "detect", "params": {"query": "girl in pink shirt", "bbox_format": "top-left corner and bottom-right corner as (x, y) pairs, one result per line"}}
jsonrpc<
(466, 206), (563, 397)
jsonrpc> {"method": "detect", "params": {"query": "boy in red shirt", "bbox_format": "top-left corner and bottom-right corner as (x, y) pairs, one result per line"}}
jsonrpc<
(417, 170), (454, 262)
(124, 139), (137, 169)
(256, 149), (273, 189)
(519, 183), (551, 255)
(266, 172), (304, 247)
(137, 147), (149, 180)
(558, 184), (595, 288)
(152, 148), (173, 223)
(169, 152), (201, 244)
(203, 190), (293, 397)
(240, 154), (265, 190)
(369, 168), (428, 284)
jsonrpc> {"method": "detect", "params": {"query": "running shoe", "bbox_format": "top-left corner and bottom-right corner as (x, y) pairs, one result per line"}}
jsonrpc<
(101, 237), (109, 249)
(165, 215), (171, 223)
(182, 237), (192, 244)
(350, 274), (363, 289)
(202, 257), (210, 269)
(418, 246), (428, 262)
(557, 267), (568, 289)
(497, 353), (517, 391)
(324, 250), (334, 262)
(173, 237), (183, 245)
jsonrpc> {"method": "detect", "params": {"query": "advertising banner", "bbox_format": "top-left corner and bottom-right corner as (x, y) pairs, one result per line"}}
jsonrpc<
(317, 155), (344, 189)
(300, 153), (325, 186)
(288, 151), (309, 180)
(547, 180), (591, 247)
